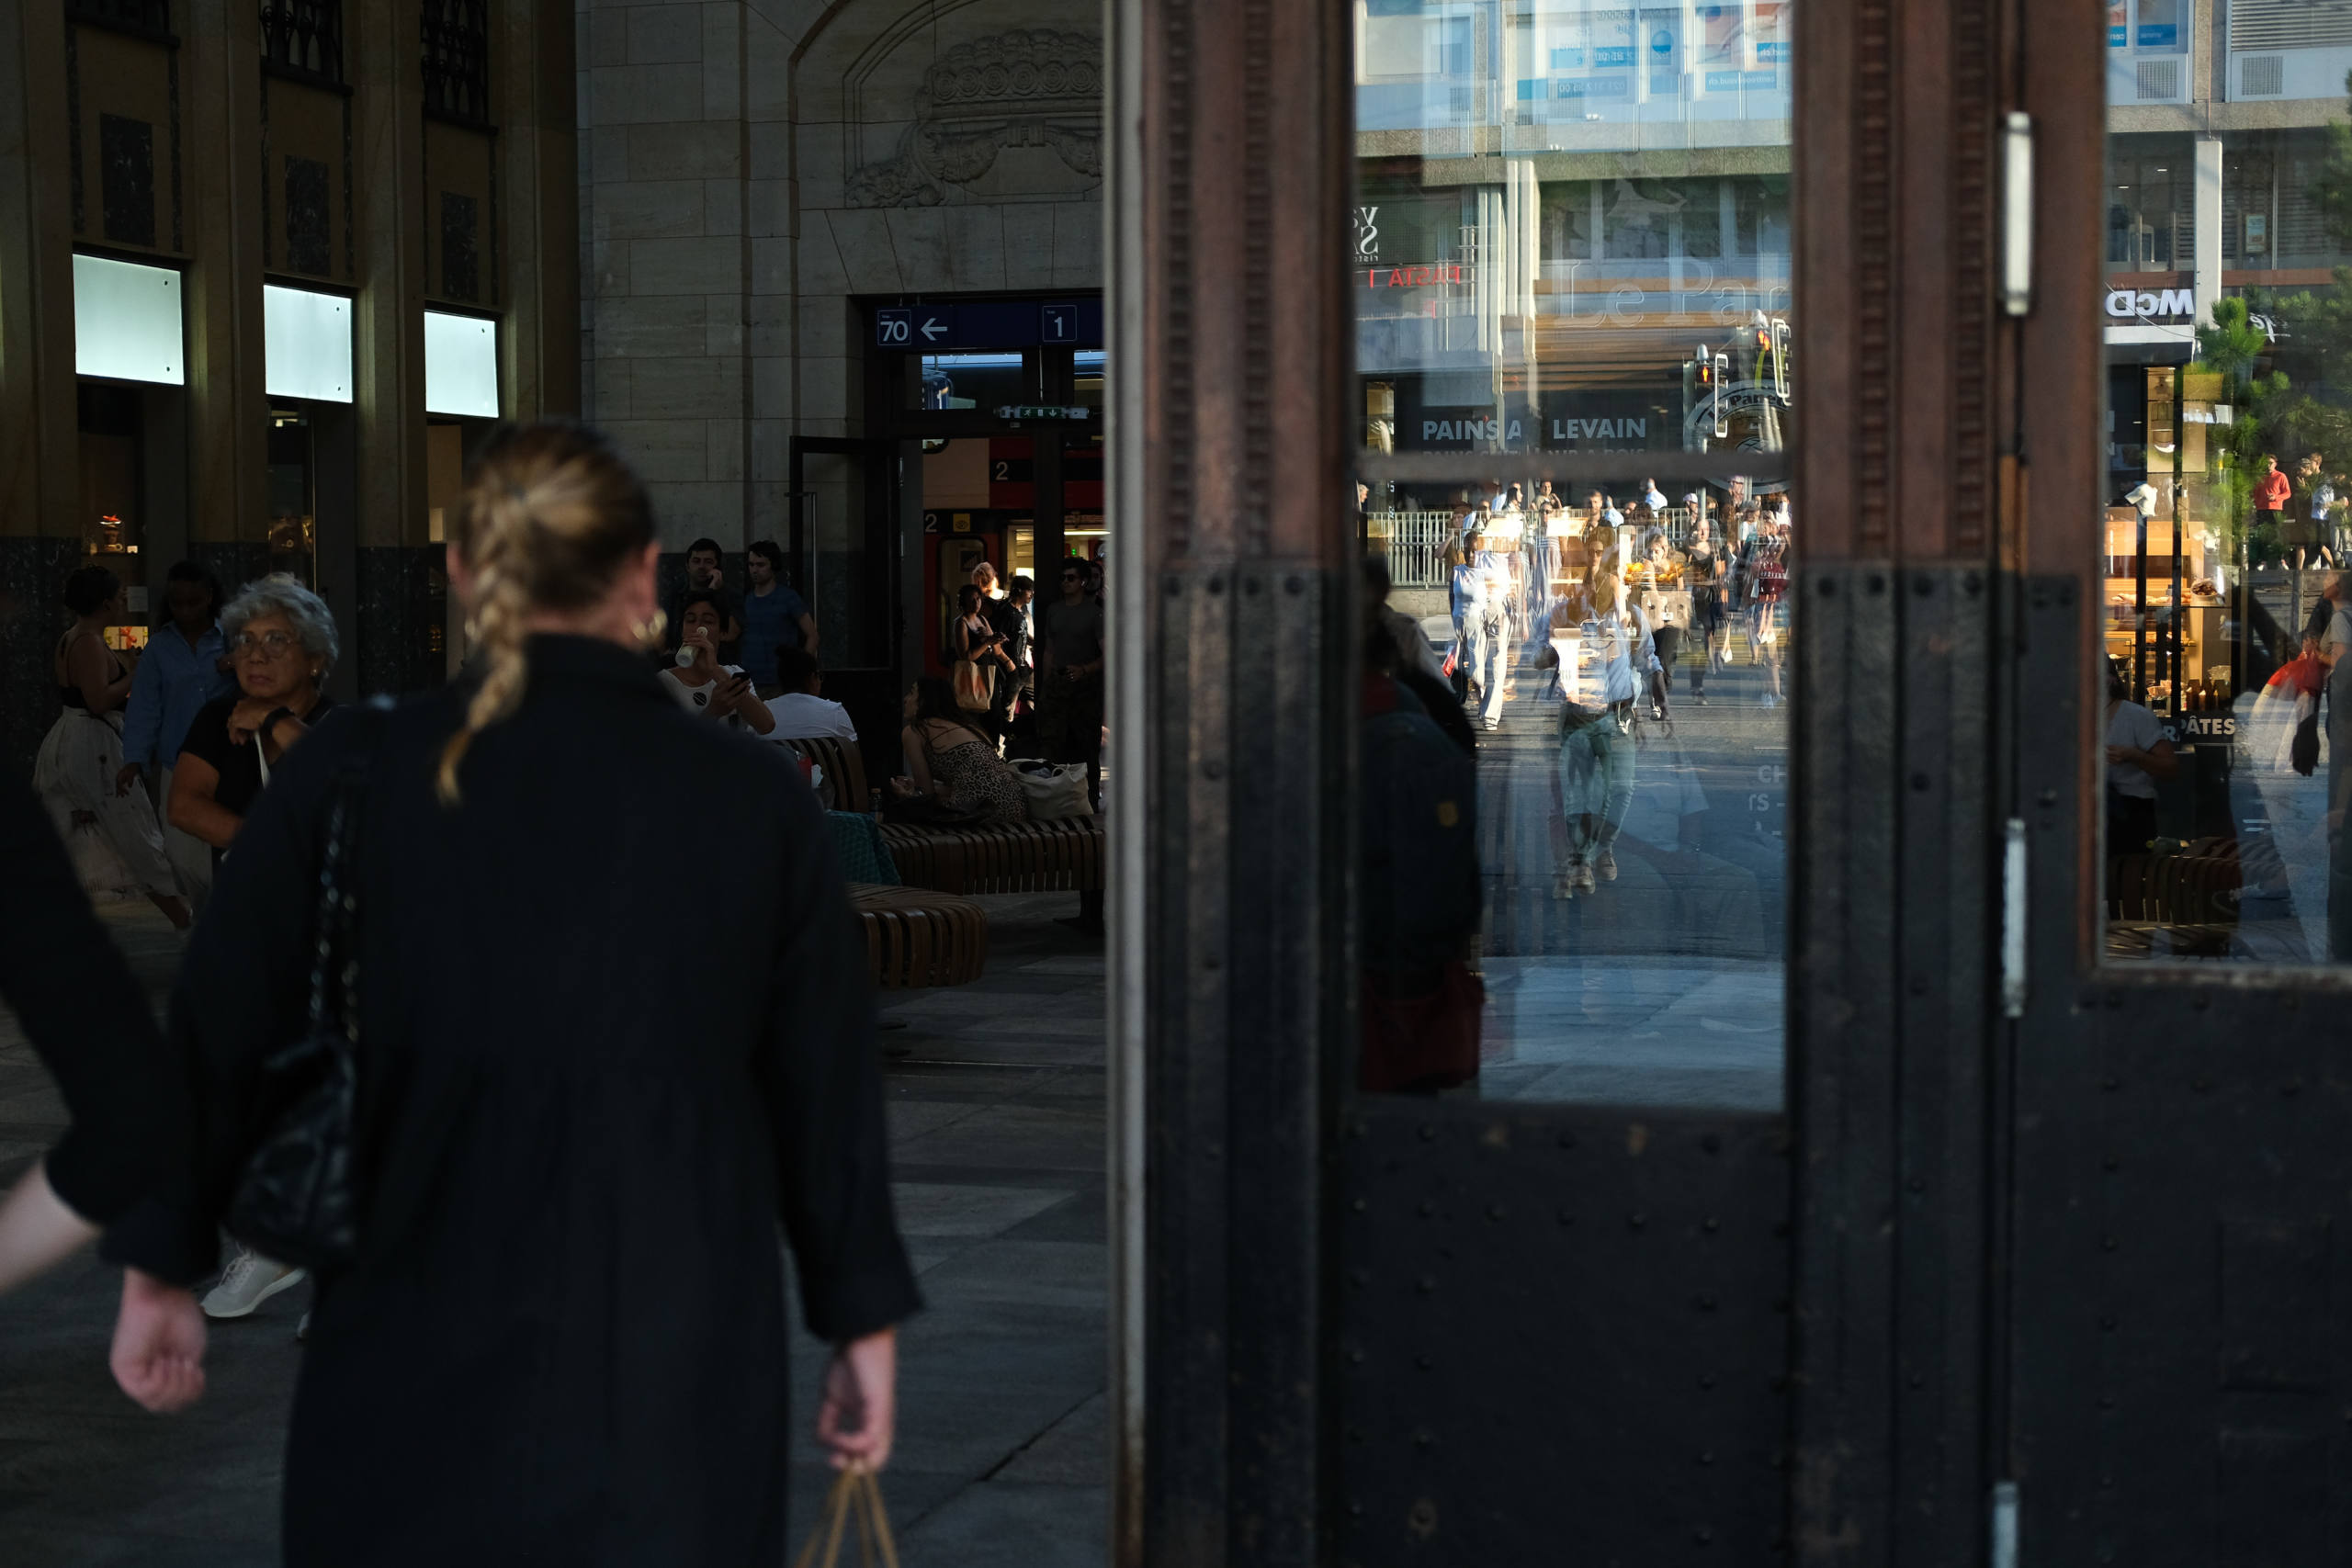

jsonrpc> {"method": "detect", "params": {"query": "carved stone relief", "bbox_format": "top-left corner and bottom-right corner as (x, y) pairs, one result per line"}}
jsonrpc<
(847, 29), (1102, 208)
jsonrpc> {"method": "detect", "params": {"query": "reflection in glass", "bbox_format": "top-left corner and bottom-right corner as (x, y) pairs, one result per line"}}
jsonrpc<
(2099, 50), (2352, 962)
(1359, 472), (1790, 1107)
(1354, 3), (1794, 1108)
(1355, 1), (1793, 468)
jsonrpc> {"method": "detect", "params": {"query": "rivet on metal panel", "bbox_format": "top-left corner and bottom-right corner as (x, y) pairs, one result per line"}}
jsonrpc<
(1909, 1374), (1924, 1390)
(1412, 1429), (1433, 1450)
(2099, 1395), (2115, 1409)
(1415, 1355), (1432, 1371)
(1407, 1498), (1438, 1540)
(2192, 1077), (2211, 1093)
(1699, 1372), (1716, 1390)
(1964, 572), (1983, 596)
(2106, 989), (2123, 1009)
(2099, 1314), (2118, 1331)
(1868, 575), (1885, 594)
(1348, 1348), (1365, 1364)
(2041, 788), (2058, 807)
(1415, 1274), (1435, 1294)
(1244, 578), (1261, 596)
(1485, 1202), (1504, 1222)
(2285, 1077), (2305, 1097)
(1207, 576), (1226, 595)
(1914, 575), (1933, 597)
(1693, 1525), (1714, 1545)
(1203, 760), (1224, 779)
(1350, 1197), (1366, 1213)
(1702, 1133), (1721, 1154)
(1908, 976), (1929, 996)
(1698, 1450), (1715, 1465)
(1773, 1221), (1791, 1238)
(1773, 1297), (1790, 1314)
(1418, 1122), (1437, 1142)
(1556, 1208), (1577, 1226)
(2102, 1154), (2120, 1171)
(2283, 993), (2300, 1011)
(1349, 1268), (1370, 1287)
(1911, 773), (1932, 792)
(1820, 578), (1838, 596)
(1695, 1292), (1719, 1312)
(1348, 1500), (1363, 1517)
(1284, 575), (1304, 594)
(2102, 1236), (2118, 1252)
(1557, 1131), (1577, 1150)
(2191, 994), (2209, 1010)
(1346, 1425), (1365, 1442)
(2057, 581), (2077, 605)
(1702, 1215), (1720, 1233)
(2102, 1075), (2120, 1091)
(1163, 579), (1182, 597)
(1417, 1201), (1433, 1217)
(1628, 1211), (1648, 1229)
(1350, 1120), (1368, 1140)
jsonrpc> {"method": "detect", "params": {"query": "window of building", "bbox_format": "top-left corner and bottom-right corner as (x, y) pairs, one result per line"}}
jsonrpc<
(421, 0), (490, 125)
(261, 0), (344, 85)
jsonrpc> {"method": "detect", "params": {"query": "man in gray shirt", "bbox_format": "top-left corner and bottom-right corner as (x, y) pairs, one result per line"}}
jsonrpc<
(1036, 558), (1106, 793)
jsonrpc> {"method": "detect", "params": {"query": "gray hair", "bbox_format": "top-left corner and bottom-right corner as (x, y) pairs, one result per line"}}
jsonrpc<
(222, 572), (340, 674)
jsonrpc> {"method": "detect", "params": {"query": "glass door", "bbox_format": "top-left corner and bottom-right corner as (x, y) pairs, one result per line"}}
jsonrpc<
(2007, 7), (2352, 1562)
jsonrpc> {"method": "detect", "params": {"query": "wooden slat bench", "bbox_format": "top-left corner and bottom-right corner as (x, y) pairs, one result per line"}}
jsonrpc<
(793, 736), (1106, 897)
(850, 883), (989, 988)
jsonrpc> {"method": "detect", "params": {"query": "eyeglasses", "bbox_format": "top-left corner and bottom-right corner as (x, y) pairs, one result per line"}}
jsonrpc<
(232, 629), (300, 656)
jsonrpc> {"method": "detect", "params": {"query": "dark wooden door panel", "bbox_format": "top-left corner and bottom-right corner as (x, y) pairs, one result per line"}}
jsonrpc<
(1339, 1101), (1792, 1567)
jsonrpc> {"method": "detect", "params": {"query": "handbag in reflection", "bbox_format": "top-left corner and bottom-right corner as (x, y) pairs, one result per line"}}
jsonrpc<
(794, 1466), (899, 1568)
(1015, 761), (1092, 820)
(223, 706), (387, 1272)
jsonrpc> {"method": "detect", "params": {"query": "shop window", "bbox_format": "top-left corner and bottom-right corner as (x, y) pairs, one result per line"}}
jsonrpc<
(73, 254), (183, 385)
(261, 0), (344, 85)
(263, 284), (353, 403)
(266, 411), (319, 589)
(76, 384), (151, 654)
(1353, 0), (1796, 1110)
(424, 310), (498, 418)
(2097, 44), (2352, 965)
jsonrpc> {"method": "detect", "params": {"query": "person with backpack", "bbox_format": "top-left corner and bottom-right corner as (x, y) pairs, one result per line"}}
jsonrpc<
(1357, 588), (1481, 1094)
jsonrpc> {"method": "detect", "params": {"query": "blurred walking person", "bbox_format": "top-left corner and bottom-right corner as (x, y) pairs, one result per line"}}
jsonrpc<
(118, 560), (234, 911)
(108, 423), (919, 1563)
(36, 567), (192, 930)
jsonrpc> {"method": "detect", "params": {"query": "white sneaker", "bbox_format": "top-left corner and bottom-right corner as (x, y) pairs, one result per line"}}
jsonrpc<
(200, 1249), (307, 1320)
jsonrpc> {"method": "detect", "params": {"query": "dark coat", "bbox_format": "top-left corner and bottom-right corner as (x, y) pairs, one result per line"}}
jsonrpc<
(108, 635), (920, 1565)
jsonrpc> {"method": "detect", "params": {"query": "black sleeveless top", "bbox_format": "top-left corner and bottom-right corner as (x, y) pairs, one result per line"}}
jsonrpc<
(57, 632), (123, 711)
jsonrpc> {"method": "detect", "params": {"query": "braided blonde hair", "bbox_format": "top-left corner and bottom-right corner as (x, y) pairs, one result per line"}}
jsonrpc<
(436, 423), (654, 804)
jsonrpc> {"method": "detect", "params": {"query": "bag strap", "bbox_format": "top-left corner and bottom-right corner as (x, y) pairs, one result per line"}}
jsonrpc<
(303, 701), (394, 1043)
(793, 1468), (900, 1568)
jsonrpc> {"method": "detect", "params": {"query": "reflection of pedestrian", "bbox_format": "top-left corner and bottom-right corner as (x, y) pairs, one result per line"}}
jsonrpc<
(1554, 567), (1653, 898)
(1035, 561), (1106, 802)
(2104, 662), (2177, 864)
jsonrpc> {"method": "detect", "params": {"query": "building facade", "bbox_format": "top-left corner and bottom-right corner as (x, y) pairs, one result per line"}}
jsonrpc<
(0, 0), (579, 773)
(574, 0), (1103, 739)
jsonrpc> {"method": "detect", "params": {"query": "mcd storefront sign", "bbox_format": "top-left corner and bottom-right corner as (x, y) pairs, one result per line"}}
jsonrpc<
(2105, 285), (2194, 323)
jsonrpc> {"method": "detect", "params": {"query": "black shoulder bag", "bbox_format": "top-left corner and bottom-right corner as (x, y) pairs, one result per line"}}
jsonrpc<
(223, 705), (387, 1271)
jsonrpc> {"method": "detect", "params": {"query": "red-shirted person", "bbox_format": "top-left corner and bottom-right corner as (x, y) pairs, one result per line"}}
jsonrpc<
(2259, 453), (2297, 547)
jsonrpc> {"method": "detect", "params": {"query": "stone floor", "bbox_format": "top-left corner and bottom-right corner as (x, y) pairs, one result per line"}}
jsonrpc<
(0, 893), (1110, 1566)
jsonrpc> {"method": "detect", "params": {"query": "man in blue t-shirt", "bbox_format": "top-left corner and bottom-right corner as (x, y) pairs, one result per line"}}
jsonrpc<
(741, 541), (817, 694)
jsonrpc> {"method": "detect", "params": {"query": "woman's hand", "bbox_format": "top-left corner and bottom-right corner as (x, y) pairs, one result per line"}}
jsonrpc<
(109, 1269), (207, 1414)
(816, 1328), (898, 1471)
(225, 694), (279, 746)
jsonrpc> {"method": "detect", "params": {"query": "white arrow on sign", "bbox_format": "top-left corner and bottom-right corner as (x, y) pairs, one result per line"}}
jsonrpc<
(920, 318), (948, 341)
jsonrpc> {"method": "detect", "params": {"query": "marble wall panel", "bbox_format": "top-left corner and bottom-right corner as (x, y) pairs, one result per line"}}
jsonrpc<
(704, 293), (747, 356)
(707, 417), (746, 483)
(627, 234), (744, 294)
(626, 121), (742, 181)
(645, 479), (746, 545)
(796, 223), (850, 297)
(882, 207), (950, 292)
(942, 206), (1008, 292)
(598, 417), (710, 481)
(594, 294), (709, 358)
(1002, 203), (1057, 290)
(588, 63), (705, 125)
(629, 355), (746, 419)
(823, 209), (902, 293)
(592, 178), (706, 240)
(627, 6), (702, 63)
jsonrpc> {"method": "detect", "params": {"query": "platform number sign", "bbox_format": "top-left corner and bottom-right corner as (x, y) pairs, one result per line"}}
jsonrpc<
(1041, 304), (1078, 343)
(876, 308), (913, 346)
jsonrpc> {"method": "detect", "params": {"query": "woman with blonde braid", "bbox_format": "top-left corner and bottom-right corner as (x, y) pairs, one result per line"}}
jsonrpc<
(109, 422), (918, 1563)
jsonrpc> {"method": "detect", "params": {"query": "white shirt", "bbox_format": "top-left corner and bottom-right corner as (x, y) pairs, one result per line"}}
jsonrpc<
(2106, 700), (2165, 799)
(663, 663), (748, 723)
(1643, 487), (1668, 511)
(2124, 481), (2158, 520)
(2313, 482), (2337, 522)
(1601, 506), (1624, 528)
(763, 692), (860, 742)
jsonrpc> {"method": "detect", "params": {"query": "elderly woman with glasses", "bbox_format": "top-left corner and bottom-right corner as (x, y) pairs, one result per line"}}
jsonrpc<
(168, 574), (340, 869)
